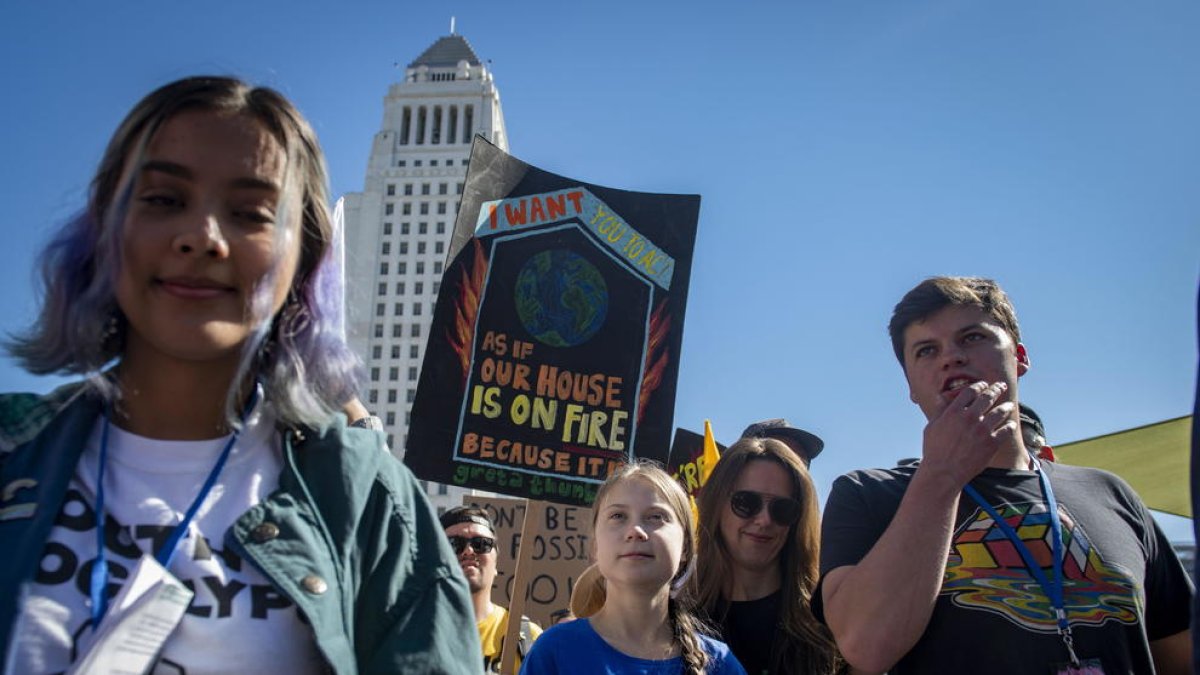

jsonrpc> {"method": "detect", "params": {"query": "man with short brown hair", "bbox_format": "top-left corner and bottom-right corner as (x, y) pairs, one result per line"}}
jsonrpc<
(818, 276), (1192, 674)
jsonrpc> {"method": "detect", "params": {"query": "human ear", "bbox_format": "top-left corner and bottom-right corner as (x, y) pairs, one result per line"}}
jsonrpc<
(1015, 343), (1031, 376)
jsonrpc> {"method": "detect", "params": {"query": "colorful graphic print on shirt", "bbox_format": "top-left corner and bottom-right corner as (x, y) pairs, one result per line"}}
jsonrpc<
(942, 501), (1140, 632)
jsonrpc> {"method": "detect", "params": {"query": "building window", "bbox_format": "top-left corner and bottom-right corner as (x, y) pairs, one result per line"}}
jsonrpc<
(404, 184), (413, 196)
(417, 242), (426, 254)
(410, 345), (419, 358)
(415, 282), (424, 295)
(400, 242), (409, 255)
(379, 262), (389, 275)
(408, 367), (418, 381)
(397, 160), (406, 167)
(385, 204), (394, 215)
(405, 411), (411, 425)
(439, 183), (448, 195)
(374, 324), (383, 338)
(436, 222), (446, 234)
(438, 483), (448, 496)
(368, 389), (378, 404)
(434, 262), (443, 274)
(402, 203), (411, 215)
(411, 324), (421, 337)
(416, 262), (425, 274)
(433, 281), (441, 294)
(392, 324), (403, 338)
(375, 303), (385, 317)
(372, 345), (381, 359)
(386, 184), (395, 196)
(394, 303), (403, 316)
(377, 282), (387, 296)
(401, 223), (410, 235)
(421, 183), (431, 196)
(383, 222), (393, 235)
(386, 412), (396, 425)
(395, 282), (405, 294)
(419, 203), (429, 215)
(391, 345), (401, 359)
(419, 222), (429, 235)
(381, 242), (390, 254)
(406, 389), (416, 403)
(414, 160), (422, 167)
(430, 159), (438, 167)
(413, 304), (422, 316)
(437, 202), (447, 215)
(389, 367), (399, 381)
(387, 389), (397, 403)
(416, 106), (427, 145)
(370, 367), (380, 382)
(461, 158), (469, 166)
(435, 242), (444, 254)
(398, 262), (407, 274)
(400, 107), (411, 145)
(456, 183), (464, 195)
(387, 434), (395, 448)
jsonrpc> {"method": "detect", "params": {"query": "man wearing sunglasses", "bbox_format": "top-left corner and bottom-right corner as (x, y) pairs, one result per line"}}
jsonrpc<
(440, 506), (542, 673)
(817, 276), (1191, 675)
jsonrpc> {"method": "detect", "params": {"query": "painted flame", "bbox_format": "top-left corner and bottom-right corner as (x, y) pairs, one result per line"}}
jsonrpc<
(637, 300), (671, 423)
(446, 239), (488, 382)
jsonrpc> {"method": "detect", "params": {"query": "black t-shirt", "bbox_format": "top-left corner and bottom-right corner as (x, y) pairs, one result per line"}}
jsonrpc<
(819, 462), (1193, 674)
(716, 590), (781, 675)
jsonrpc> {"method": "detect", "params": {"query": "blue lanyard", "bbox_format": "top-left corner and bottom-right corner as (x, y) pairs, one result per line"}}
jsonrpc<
(89, 388), (258, 625)
(962, 458), (1081, 666)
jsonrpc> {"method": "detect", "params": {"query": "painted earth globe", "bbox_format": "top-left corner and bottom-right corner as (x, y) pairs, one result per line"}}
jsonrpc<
(514, 249), (609, 347)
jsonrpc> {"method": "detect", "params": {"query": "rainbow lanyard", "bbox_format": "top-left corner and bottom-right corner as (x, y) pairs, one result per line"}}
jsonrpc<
(89, 388), (259, 625)
(961, 457), (1082, 668)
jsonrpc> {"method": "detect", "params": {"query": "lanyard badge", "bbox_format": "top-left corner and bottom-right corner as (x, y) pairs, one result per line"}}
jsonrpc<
(961, 459), (1105, 674)
(89, 385), (261, 625)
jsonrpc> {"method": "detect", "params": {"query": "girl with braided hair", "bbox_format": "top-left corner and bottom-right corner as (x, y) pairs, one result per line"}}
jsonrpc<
(521, 461), (746, 674)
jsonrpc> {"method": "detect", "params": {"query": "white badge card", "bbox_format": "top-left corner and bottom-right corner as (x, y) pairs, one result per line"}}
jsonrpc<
(68, 554), (194, 675)
(1051, 659), (1106, 675)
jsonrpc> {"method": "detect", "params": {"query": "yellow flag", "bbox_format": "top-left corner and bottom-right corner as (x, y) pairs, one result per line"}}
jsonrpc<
(700, 419), (720, 486)
(692, 420), (721, 528)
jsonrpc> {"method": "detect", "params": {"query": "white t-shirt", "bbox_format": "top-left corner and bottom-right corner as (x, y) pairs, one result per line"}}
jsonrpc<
(10, 405), (324, 675)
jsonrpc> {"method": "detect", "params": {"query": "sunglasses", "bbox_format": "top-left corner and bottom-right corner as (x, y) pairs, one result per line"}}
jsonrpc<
(448, 535), (496, 555)
(730, 490), (802, 526)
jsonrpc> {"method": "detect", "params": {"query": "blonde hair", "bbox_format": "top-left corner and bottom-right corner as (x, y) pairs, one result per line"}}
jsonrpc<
(580, 460), (710, 674)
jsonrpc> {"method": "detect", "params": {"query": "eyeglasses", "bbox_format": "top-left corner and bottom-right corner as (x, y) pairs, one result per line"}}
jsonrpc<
(448, 535), (496, 555)
(729, 490), (802, 526)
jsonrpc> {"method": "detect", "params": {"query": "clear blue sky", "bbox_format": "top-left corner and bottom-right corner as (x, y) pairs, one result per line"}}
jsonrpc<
(2, 2), (1197, 538)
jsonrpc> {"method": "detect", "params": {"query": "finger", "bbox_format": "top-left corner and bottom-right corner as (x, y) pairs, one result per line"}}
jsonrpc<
(990, 418), (1019, 443)
(968, 381), (1007, 415)
(946, 381), (987, 412)
(981, 400), (1016, 431)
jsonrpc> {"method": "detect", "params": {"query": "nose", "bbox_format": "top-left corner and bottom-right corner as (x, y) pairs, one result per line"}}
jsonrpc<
(625, 524), (649, 541)
(940, 343), (967, 369)
(173, 213), (229, 258)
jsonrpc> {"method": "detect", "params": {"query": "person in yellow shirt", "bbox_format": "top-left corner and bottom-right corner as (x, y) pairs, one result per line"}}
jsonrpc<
(441, 507), (543, 672)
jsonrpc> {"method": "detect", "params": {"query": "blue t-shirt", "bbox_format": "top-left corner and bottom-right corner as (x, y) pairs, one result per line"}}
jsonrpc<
(519, 617), (746, 675)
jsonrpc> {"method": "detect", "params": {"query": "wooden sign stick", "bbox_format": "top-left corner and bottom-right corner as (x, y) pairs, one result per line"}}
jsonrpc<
(500, 498), (544, 675)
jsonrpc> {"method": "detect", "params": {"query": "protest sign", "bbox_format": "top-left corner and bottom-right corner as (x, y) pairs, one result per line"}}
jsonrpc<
(667, 427), (727, 502)
(406, 139), (700, 506)
(463, 495), (593, 628)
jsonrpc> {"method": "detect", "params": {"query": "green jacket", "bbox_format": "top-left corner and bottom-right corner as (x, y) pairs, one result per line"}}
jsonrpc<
(0, 383), (482, 674)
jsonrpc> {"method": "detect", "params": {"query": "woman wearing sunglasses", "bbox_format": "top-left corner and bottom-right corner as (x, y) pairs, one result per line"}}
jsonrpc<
(692, 437), (844, 674)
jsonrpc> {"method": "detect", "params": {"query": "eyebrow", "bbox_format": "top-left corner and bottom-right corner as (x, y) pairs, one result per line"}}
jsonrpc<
(140, 160), (281, 192)
(909, 322), (989, 354)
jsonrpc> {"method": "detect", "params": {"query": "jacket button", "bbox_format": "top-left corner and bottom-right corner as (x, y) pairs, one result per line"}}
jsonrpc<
(251, 522), (280, 543)
(301, 574), (328, 595)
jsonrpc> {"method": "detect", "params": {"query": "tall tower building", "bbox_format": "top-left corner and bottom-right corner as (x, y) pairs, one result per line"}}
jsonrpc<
(343, 32), (509, 514)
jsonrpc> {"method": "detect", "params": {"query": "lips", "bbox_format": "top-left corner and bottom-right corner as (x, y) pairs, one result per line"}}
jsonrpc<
(618, 552), (654, 560)
(941, 376), (974, 393)
(157, 275), (235, 299)
(741, 531), (773, 545)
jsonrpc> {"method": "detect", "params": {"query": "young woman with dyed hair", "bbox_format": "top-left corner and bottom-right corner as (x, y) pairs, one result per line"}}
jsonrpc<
(693, 437), (843, 674)
(0, 76), (476, 673)
(522, 461), (746, 674)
